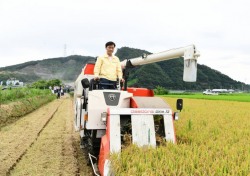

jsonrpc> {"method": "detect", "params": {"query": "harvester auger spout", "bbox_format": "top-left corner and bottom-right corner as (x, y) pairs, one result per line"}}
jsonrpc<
(73, 45), (200, 175)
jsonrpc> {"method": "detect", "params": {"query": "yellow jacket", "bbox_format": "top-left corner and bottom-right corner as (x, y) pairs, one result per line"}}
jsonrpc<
(94, 54), (123, 81)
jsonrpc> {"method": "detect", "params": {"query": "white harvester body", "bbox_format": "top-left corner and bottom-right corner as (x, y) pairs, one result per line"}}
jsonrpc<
(73, 45), (200, 176)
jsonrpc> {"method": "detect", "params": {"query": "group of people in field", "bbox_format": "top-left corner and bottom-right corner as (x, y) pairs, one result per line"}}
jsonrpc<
(49, 86), (64, 99)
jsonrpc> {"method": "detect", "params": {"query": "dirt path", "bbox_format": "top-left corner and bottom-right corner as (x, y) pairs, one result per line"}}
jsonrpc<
(0, 96), (92, 176)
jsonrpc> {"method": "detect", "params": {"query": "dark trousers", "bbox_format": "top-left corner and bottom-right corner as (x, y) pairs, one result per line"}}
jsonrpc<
(99, 78), (117, 89)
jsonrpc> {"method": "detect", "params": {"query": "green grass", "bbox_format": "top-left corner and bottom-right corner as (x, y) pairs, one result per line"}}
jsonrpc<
(0, 88), (56, 128)
(0, 88), (52, 104)
(160, 93), (250, 102)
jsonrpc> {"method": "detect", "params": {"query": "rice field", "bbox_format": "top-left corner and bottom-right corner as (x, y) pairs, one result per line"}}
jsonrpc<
(1, 90), (249, 175)
(111, 97), (250, 175)
(0, 96), (92, 176)
(161, 93), (250, 102)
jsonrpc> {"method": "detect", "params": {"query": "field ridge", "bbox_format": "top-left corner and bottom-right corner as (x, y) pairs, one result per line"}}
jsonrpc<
(6, 103), (60, 175)
(0, 96), (93, 176)
(0, 100), (61, 175)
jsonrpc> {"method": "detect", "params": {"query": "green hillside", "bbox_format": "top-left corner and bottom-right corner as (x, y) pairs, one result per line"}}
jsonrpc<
(116, 47), (249, 90)
(0, 47), (249, 90)
(0, 55), (95, 83)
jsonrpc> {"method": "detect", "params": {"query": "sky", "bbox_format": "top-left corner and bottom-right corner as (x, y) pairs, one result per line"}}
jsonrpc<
(0, 0), (250, 84)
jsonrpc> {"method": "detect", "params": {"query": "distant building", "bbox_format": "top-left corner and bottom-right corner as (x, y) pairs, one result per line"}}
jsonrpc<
(6, 78), (24, 87)
(212, 89), (234, 93)
(203, 89), (235, 95)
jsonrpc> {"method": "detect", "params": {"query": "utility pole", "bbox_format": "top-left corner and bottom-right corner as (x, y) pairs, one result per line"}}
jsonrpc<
(64, 44), (67, 57)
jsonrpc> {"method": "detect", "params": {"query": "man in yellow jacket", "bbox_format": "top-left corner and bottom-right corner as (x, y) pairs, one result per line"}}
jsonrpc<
(94, 41), (124, 89)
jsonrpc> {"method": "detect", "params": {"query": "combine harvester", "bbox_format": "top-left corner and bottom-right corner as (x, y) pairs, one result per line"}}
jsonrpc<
(74, 45), (200, 175)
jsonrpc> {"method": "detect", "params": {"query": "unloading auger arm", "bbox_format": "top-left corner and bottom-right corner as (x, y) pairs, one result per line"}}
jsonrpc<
(120, 44), (200, 84)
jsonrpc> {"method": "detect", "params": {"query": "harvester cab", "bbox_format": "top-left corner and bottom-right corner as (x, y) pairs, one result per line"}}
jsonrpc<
(74, 45), (200, 176)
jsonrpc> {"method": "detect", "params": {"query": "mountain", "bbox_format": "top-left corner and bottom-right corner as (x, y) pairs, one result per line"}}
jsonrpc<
(0, 47), (249, 90)
(0, 55), (95, 83)
(116, 47), (250, 90)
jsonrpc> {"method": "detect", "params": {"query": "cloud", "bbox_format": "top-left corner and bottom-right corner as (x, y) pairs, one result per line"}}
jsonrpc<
(0, 0), (250, 84)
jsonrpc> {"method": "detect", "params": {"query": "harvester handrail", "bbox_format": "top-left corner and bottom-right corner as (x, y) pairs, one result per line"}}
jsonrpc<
(88, 153), (100, 176)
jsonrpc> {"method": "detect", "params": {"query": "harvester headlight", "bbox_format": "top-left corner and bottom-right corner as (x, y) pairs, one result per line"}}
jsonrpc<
(101, 112), (107, 122)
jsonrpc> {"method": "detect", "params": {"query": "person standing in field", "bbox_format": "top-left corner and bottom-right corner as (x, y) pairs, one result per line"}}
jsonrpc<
(53, 86), (57, 94)
(61, 87), (64, 96)
(56, 86), (61, 99)
(94, 41), (124, 89)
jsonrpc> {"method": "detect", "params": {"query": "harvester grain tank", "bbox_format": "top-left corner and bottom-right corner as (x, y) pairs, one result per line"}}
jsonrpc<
(74, 44), (200, 175)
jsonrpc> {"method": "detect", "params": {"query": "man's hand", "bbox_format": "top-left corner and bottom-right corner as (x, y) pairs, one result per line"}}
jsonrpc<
(94, 77), (99, 81)
(120, 78), (125, 83)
